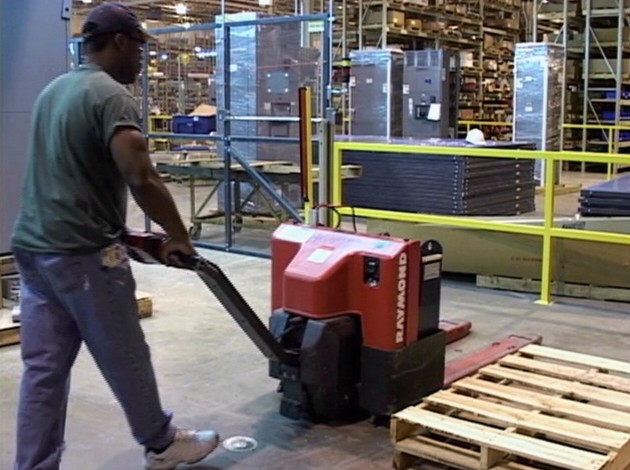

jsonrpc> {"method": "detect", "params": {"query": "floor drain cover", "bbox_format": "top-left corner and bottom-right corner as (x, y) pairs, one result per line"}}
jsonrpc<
(222, 436), (258, 452)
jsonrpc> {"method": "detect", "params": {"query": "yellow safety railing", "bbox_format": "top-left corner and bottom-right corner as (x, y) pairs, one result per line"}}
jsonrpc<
(562, 123), (630, 179)
(331, 141), (630, 304)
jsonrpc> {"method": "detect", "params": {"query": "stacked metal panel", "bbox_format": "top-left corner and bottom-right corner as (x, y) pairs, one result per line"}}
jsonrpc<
(214, 13), (318, 212)
(215, 12), (318, 163)
(579, 174), (630, 216)
(402, 49), (452, 139)
(349, 49), (404, 138)
(339, 137), (537, 216)
(513, 42), (565, 185)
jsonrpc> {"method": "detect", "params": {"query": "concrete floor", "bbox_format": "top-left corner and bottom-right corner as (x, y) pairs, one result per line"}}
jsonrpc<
(1, 248), (629, 469)
(2, 169), (629, 469)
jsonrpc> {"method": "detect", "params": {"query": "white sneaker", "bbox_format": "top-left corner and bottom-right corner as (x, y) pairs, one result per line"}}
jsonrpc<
(144, 428), (220, 470)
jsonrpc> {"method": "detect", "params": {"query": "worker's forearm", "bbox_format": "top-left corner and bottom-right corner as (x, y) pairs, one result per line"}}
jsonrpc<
(129, 176), (188, 240)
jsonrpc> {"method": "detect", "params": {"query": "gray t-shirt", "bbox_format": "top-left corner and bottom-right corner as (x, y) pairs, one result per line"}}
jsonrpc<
(11, 63), (142, 253)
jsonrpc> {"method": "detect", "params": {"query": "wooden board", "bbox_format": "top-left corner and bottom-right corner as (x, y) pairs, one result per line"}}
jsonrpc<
(476, 275), (630, 303)
(391, 344), (630, 470)
(0, 308), (20, 347)
(534, 183), (582, 195)
(0, 291), (153, 348)
(0, 254), (17, 276)
(136, 291), (153, 319)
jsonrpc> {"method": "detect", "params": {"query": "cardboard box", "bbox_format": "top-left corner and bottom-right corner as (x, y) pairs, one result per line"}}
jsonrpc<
(590, 58), (630, 75)
(505, 18), (520, 30)
(365, 9), (405, 26)
(405, 18), (422, 30)
(366, 218), (630, 289)
(593, 28), (630, 42)
(459, 108), (476, 120)
(459, 51), (475, 68)
(423, 21), (445, 32)
(585, 0), (630, 8)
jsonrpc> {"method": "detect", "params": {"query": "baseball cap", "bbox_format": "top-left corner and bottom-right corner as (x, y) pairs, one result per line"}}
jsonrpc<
(81, 2), (156, 43)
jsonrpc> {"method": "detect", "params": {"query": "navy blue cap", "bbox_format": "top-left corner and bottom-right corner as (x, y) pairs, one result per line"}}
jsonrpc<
(81, 2), (156, 43)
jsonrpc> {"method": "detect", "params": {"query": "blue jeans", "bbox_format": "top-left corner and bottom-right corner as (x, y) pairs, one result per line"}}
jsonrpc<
(13, 244), (176, 470)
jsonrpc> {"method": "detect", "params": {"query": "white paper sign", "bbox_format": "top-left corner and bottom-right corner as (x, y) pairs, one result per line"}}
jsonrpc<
(427, 103), (441, 121)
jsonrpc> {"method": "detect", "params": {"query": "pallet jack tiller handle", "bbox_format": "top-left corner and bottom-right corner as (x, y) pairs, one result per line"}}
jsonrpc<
(124, 231), (298, 367)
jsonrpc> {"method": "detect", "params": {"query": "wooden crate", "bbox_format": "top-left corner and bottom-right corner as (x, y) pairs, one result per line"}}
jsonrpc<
(476, 274), (630, 303)
(391, 344), (630, 470)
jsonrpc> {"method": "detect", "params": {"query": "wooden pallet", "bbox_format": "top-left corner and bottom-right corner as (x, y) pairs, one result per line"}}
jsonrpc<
(476, 275), (630, 303)
(391, 344), (630, 470)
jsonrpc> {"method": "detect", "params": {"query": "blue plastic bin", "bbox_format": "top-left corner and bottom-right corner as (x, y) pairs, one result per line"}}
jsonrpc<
(172, 115), (216, 134)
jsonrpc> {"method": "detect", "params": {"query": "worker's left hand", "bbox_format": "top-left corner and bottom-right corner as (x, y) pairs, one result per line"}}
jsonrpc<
(159, 236), (197, 267)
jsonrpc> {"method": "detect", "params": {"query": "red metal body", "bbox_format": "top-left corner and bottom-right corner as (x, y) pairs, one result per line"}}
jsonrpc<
(439, 319), (472, 345)
(271, 223), (422, 350)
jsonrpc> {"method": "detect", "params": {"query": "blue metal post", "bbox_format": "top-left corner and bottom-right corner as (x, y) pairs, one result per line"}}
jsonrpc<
(222, 24), (233, 248)
(141, 42), (151, 232)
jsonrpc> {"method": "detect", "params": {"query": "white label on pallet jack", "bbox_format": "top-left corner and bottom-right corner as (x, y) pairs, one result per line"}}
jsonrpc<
(307, 248), (333, 264)
(424, 262), (440, 281)
(276, 224), (314, 243)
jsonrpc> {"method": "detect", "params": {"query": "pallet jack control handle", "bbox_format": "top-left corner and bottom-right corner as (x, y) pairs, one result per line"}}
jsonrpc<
(124, 231), (298, 367)
(191, 256), (299, 366)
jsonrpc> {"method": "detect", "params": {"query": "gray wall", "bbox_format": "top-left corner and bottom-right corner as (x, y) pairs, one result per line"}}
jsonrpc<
(1, 1), (71, 253)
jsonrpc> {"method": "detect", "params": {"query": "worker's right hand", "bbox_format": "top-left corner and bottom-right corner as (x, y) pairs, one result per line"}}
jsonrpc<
(159, 236), (197, 267)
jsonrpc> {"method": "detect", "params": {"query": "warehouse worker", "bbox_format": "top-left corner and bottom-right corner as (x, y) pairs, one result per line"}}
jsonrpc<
(10, 3), (219, 470)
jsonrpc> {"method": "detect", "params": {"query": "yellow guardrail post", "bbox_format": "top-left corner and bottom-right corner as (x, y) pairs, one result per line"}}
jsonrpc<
(332, 144), (342, 207)
(299, 87), (313, 223)
(607, 130), (614, 180)
(538, 151), (556, 305)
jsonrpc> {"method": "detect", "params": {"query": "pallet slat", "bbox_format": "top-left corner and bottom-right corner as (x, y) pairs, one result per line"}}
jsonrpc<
(425, 390), (629, 452)
(453, 377), (630, 433)
(396, 435), (537, 470)
(394, 407), (608, 470)
(520, 344), (630, 376)
(499, 355), (630, 394)
(392, 346), (630, 470)
(481, 364), (630, 412)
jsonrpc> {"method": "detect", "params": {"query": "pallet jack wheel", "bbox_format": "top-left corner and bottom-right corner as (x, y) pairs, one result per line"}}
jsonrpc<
(189, 224), (202, 241)
(232, 215), (243, 233)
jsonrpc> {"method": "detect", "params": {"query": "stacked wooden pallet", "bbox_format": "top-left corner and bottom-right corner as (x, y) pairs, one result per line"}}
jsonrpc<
(391, 344), (630, 470)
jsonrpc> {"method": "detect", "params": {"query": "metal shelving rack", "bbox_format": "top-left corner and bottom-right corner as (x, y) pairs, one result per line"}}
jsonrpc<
(328, 0), (524, 140)
(478, 0), (522, 140)
(582, 0), (630, 164)
(535, 0), (584, 151)
(352, 0), (485, 133)
(535, 0), (630, 171)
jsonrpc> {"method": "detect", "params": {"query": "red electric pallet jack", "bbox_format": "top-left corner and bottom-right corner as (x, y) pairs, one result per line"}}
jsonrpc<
(125, 224), (539, 421)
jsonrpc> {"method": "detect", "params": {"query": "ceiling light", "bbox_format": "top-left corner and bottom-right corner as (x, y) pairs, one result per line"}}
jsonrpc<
(81, 0), (93, 3)
(175, 2), (187, 15)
